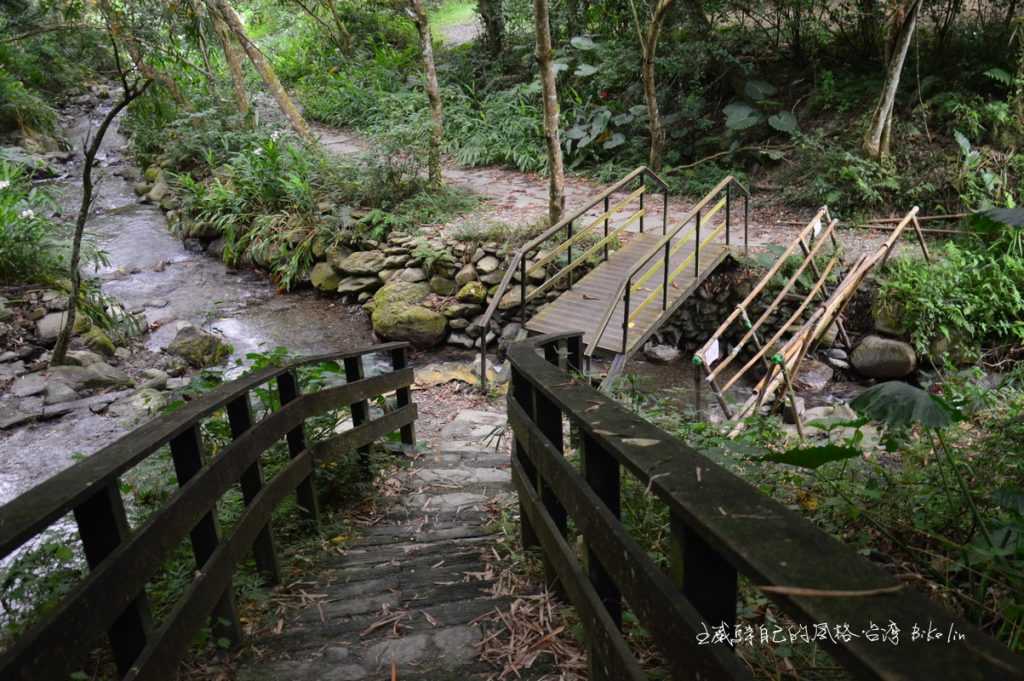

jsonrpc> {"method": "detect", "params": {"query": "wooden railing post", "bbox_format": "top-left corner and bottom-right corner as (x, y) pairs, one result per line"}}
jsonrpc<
(169, 425), (242, 648)
(227, 393), (281, 585)
(670, 515), (737, 633)
(391, 346), (416, 447)
(277, 370), (321, 526)
(581, 432), (621, 681)
(510, 366), (539, 551)
(565, 335), (582, 375)
(73, 482), (153, 675)
(343, 355), (372, 473)
(531, 359), (567, 596)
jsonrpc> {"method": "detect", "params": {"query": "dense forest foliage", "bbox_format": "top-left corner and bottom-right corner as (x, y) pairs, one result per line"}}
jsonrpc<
(2, 0), (1024, 677)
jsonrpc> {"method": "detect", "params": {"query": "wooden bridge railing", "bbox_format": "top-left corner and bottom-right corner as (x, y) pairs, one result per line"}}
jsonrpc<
(478, 166), (670, 392)
(508, 332), (1023, 681)
(0, 343), (417, 681)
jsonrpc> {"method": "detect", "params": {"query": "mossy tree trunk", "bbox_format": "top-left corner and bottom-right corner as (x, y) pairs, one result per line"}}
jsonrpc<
(479, 0), (505, 56)
(862, 0), (922, 160)
(409, 0), (444, 188)
(212, 0), (312, 142)
(210, 10), (252, 121)
(534, 0), (566, 225)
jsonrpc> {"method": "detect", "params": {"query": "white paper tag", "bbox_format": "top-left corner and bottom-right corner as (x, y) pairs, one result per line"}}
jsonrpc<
(705, 339), (720, 365)
(812, 217), (822, 237)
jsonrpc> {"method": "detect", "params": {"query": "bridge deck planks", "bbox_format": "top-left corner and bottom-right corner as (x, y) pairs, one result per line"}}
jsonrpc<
(526, 231), (730, 355)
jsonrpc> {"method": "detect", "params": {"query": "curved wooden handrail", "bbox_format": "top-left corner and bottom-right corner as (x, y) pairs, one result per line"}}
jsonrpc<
(0, 343), (417, 681)
(0, 342), (407, 559)
(584, 176), (748, 358)
(507, 331), (1024, 680)
(476, 167), (669, 390)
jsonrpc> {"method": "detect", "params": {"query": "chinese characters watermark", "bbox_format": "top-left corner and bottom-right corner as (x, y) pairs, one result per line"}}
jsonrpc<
(696, 620), (967, 646)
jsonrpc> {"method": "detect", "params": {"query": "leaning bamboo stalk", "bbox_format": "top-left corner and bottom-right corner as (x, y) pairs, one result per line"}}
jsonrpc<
(719, 254), (839, 392)
(696, 207), (829, 367)
(708, 218), (838, 383)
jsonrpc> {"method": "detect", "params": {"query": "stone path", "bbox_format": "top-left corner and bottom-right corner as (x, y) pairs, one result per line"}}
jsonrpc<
(237, 407), (530, 681)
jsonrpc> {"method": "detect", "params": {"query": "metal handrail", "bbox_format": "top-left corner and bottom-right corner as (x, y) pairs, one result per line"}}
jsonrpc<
(584, 176), (749, 360)
(477, 166), (670, 391)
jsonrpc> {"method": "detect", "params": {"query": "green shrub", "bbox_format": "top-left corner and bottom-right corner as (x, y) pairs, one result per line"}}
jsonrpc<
(0, 161), (66, 284)
(878, 242), (1024, 356)
(0, 65), (57, 136)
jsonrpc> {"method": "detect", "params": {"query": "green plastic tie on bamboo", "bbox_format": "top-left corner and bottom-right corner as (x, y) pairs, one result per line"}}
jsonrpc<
(771, 353), (784, 365)
(692, 355), (703, 366)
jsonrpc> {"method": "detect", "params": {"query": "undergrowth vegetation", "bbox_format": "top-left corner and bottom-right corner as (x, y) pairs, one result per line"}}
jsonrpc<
(251, 0), (1024, 214)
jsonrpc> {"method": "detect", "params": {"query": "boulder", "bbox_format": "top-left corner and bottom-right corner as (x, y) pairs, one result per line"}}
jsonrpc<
(337, 250), (386, 276)
(429, 276), (457, 296)
(398, 267), (427, 283)
(456, 282), (487, 305)
(443, 303), (481, 319)
(48, 362), (132, 390)
(36, 311), (90, 342)
(83, 327), (116, 357)
(311, 262), (341, 291)
(499, 287), (535, 310)
(379, 269), (401, 283)
(326, 245), (353, 270)
(794, 359), (833, 392)
(336, 276), (380, 295)
(11, 372), (47, 397)
(372, 304), (447, 348)
(65, 349), (104, 367)
(479, 271), (503, 285)
(476, 255), (500, 273)
(146, 177), (171, 204)
(165, 323), (232, 368)
(140, 368), (169, 390)
(644, 344), (681, 364)
(851, 335), (917, 379)
(373, 281), (430, 308)
(455, 265), (478, 287)
(383, 254), (409, 269)
(43, 382), (78, 405)
(448, 333), (475, 349)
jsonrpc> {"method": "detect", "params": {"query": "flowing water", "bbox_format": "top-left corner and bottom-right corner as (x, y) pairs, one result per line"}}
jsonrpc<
(0, 100), (374, 507)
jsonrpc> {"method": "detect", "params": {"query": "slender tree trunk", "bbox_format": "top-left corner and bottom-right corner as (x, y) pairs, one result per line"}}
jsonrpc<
(211, 12), (252, 120)
(642, 0), (675, 171)
(53, 81), (150, 365)
(409, 0), (445, 188)
(534, 0), (565, 225)
(862, 0), (922, 160)
(479, 0), (505, 56)
(212, 0), (312, 141)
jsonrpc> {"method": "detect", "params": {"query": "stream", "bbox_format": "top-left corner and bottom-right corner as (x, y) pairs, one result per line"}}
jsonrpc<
(0, 97), (374, 508)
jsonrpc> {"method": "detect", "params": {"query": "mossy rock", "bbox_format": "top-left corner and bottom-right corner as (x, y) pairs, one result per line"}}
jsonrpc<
(83, 327), (116, 357)
(166, 324), (232, 368)
(456, 281), (487, 305)
(372, 304), (447, 347)
(429, 276), (457, 296)
(311, 262), (341, 291)
(373, 281), (430, 308)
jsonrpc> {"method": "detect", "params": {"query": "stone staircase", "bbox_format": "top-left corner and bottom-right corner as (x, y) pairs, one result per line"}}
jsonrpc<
(236, 409), (542, 681)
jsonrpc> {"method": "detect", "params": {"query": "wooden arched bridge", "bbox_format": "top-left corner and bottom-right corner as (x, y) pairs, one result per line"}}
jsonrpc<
(1, 334), (1021, 680)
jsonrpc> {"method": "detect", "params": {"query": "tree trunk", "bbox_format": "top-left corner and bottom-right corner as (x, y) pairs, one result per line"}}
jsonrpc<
(642, 0), (675, 171)
(479, 0), (505, 56)
(534, 0), (565, 225)
(211, 11), (252, 120)
(862, 0), (922, 160)
(212, 0), (312, 141)
(680, 0), (712, 37)
(53, 81), (151, 365)
(409, 0), (444, 187)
